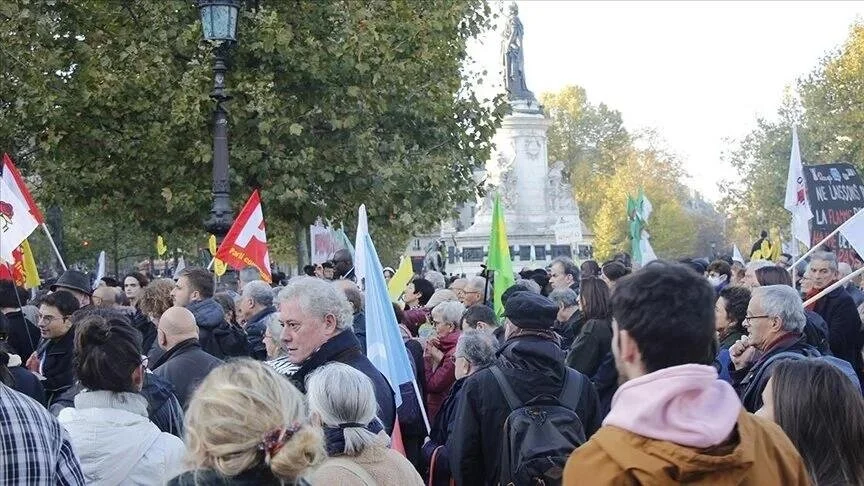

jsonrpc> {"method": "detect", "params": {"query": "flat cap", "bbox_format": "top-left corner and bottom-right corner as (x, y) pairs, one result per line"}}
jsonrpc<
(504, 292), (557, 330)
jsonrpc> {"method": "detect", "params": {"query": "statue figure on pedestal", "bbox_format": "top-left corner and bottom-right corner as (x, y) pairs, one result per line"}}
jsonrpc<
(502, 3), (536, 102)
(547, 160), (564, 212)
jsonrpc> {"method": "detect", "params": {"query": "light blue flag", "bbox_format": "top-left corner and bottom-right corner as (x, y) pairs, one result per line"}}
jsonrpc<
(361, 232), (414, 408)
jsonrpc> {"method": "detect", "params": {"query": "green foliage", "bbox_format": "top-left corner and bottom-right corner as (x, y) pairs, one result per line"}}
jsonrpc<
(0, 0), (505, 269)
(721, 22), (864, 247)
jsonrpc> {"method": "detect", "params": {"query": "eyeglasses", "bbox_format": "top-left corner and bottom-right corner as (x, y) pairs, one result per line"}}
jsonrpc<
(744, 314), (771, 324)
(37, 314), (65, 324)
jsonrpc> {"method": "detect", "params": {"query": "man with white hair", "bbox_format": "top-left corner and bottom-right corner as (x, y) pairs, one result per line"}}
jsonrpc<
(459, 276), (488, 308)
(729, 285), (818, 412)
(277, 276), (395, 434)
(425, 270), (446, 290)
(741, 260), (773, 288)
(237, 280), (277, 361)
(805, 252), (864, 383)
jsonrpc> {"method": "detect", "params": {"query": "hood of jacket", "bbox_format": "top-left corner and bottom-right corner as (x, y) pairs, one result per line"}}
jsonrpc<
(497, 334), (567, 382)
(186, 298), (225, 330)
(604, 364), (741, 448)
(591, 410), (784, 483)
(58, 390), (180, 484)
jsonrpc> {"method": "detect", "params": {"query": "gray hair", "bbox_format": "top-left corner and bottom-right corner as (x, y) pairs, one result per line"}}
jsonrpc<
(549, 287), (579, 308)
(238, 266), (261, 286)
(455, 330), (497, 369)
(809, 251), (838, 271)
(513, 278), (541, 294)
(753, 285), (806, 333)
(277, 277), (353, 331)
(425, 271), (446, 290)
(306, 363), (384, 456)
(425, 289), (458, 309)
(839, 262), (853, 278)
(263, 313), (286, 358)
(242, 280), (274, 307)
(552, 257), (579, 279)
(465, 276), (489, 295)
(431, 301), (466, 326)
(746, 260), (774, 272)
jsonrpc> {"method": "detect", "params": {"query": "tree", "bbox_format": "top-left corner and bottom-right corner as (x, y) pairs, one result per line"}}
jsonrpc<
(0, 0), (505, 269)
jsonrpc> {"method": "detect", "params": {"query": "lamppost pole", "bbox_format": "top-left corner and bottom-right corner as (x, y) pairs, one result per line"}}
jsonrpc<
(197, 0), (241, 242)
(204, 44), (233, 240)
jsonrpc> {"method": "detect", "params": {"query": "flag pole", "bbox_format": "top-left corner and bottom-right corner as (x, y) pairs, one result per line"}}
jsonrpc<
(410, 376), (431, 434)
(41, 223), (66, 271)
(788, 207), (863, 273)
(803, 266), (864, 308)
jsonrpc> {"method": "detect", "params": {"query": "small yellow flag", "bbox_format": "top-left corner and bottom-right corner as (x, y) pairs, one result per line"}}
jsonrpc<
(388, 255), (415, 301)
(20, 240), (40, 289)
(156, 235), (168, 257)
(209, 234), (227, 277)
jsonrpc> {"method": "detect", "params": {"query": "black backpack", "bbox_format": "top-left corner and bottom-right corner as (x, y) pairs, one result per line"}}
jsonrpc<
(490, 366), (586, 486)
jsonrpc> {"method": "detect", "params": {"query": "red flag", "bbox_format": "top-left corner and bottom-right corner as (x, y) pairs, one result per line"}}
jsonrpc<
(2, 153), (44, 224)
(215, 190), (271, 282)
(390, 416), (406, 456)
(0, 246), (26, 286)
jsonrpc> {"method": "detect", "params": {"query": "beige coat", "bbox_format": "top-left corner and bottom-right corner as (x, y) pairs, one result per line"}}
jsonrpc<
(308, 444), (424, 486)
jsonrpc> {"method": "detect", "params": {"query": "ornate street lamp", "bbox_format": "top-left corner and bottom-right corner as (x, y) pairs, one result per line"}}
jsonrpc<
(197, 0), (241, 240)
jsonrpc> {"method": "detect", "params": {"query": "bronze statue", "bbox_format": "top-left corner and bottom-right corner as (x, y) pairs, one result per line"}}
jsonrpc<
(502, 3), (535, 102)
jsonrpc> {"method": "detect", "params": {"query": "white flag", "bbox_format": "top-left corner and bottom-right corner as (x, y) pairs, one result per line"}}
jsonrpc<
(732, 245), (745, 264)
(353, 204), (369, 288)
(784, 127), (812, 248)
(0, 175), (39, 263)
(93, 251), (106, 289)
(172, 256), (186, 280)
(839, 208), (864, 260)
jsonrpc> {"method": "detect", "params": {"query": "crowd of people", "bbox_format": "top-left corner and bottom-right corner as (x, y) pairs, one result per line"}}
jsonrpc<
(0, 245), (863, 485)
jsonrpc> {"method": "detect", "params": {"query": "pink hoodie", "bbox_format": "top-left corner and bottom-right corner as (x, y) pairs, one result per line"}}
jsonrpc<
(603, 364), (741, 449)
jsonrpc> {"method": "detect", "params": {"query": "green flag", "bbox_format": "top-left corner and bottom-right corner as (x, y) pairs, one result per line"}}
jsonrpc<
(488, 194), (515, 317)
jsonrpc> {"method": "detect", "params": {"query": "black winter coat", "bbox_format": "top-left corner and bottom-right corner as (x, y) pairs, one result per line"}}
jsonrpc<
(244, 306), (276, 361)
(553, 310), (583, 351)
(130, 309), (157, 354)
(152, 338), (223, 408)
(565, 317), (613, 377)
(34, 328), (75, 406)
(290, 329), (395, 435)
(812, 286), (864, 383)
(730, 333), (817, 412)
(9, 364), (45, 405)
(2, 310), (40, 360)
(449, 335), (601, 486)
(423, 377), (468, 486)
(188, 298), (247, 359)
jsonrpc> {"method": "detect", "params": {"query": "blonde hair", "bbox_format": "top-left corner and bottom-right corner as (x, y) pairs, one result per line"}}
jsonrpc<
(184, 359), (325, 480)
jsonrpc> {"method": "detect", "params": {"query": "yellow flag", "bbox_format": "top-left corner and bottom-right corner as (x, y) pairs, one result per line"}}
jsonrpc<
(209, 234), (227, 277)
(388, 255), (414, 301)
(156, 235), (168, 256)
(20, 240), (40, 289)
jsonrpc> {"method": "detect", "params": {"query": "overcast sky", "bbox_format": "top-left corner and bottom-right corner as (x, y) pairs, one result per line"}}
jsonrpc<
(469, 1), (864, 201)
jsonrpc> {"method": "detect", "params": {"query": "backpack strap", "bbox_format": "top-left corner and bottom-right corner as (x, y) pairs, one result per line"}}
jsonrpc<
(559, 369), (583, 407)
(323, 457), (378, 486)
(490, 365), (521, 411)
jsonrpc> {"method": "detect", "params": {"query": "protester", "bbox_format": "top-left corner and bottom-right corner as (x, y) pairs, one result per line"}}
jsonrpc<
(168, 360), (324, 485)
(237, 266), (261, 293)
(423, 331), (496, 486)
(404, 278), (436, 310)
(383, 266), (395, 283)
(730, 260), (746, 286)
(277, 276), (395, 434)
(742, 260), (773, 288)
(424, 301), (464, 421)
(0, 378), (85, 485)
(0, 342), (44, 405)
(171, 267), (248, 359)
(262, 313), (286, 360)
(321, 261), (335, 280)
(580, 260), (601, 278)
(213, 292), (240, 327)
(838, 262), (864, 306)
(458, 276), (488, 308)
(237, 280), (277, 361)
(152, 307), (224, 409)
(123, 272), (148, 307)
(512, 278), (542, 294)
(461, 302), (503, 346)
(804, 251), (864, 383)
(448, 277), (467, 296)
(550, 287), (581, 351)
(564, 261), (809, 484)
(58, 313), (185, 484)
(91, 286), (120, 309)
(549, 256), (581, 292)
(729, 285), (816, 412)
(332, 249), (356, 281)
(714, 285), (750, 383)
(599, 260), (628, 292)
(334, 280), (366, 354)
(706, 259), (731, 293)
(26, 290), (79, 406)
(564, 277), (612, 377)
(306, 363), (424, 485)
(450, 292), (600, 485)
(137, 278), (177, 363)
(425, 270), (446, 290)
(0, 280), (41, 360)
(50, 270), (93, 308)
